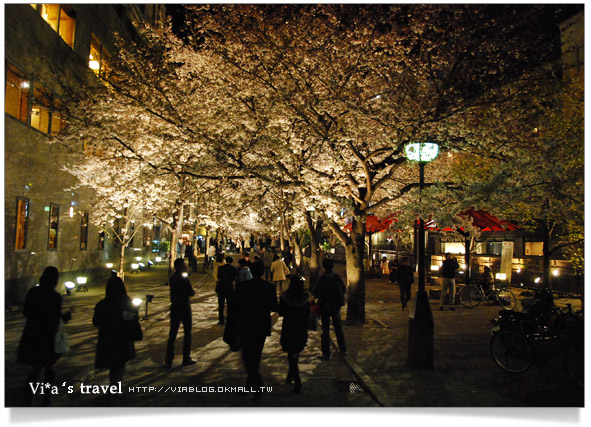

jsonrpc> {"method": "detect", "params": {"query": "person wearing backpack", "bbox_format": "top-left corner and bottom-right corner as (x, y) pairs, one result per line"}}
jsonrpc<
(312, 258), (347, 360)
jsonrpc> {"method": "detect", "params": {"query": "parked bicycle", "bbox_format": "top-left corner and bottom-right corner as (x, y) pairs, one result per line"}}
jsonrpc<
(459, 282), (516, 310)
(490, 303), (584, 387)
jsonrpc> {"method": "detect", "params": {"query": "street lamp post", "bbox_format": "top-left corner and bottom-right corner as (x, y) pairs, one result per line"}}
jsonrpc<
(404, 142), (439, 369)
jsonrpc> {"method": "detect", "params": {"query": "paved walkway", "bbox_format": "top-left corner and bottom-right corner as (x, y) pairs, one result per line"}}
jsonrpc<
(3, 256), (584, 407)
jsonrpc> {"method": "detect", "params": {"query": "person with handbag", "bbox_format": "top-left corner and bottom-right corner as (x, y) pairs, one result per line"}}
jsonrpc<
(93, 275), (142, 387)
(313, 258), (347, 360)
(270, 254), (290, 294)
(278, 275), (310, 394)
(17, 266), (71, 406)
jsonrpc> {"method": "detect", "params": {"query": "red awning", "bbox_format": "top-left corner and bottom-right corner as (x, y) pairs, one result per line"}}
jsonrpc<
(342, 213), (397, 233)
(426, 209), (520, 232)
(459, 209), (520, 231)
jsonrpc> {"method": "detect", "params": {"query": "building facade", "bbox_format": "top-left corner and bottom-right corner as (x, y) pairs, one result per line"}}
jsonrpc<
(4, 4), (166, 305)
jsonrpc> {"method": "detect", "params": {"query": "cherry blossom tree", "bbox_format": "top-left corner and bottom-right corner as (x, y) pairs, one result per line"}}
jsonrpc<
(175, 4), (563, 322)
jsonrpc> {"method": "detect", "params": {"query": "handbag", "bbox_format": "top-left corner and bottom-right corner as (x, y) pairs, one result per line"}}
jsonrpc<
(54, 319), (69, 354)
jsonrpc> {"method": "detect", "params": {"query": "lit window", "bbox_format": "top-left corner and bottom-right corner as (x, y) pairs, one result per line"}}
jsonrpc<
(5, 64), (30, 123)
(37, 4), (76, 48)
(30, 84), (51, 134)
(80, 211), (89, 250)
(89, 34), (111, 78)
(48, 204), (59, 250)
(98, 229), (105, 250)
(50, 99), (67, 135)
(15, 197), (30, 251)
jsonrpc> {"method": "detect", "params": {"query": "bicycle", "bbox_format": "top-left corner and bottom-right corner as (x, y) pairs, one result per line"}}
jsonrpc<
(490, 303), (584, 387)
(459, 282), (516, 310)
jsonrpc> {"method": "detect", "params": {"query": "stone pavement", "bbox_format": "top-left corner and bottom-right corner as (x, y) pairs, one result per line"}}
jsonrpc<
(3, 256), (584, 407)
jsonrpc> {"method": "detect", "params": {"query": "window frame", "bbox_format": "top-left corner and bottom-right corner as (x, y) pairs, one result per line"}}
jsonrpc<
(32, 4), (76, 49)
(47, 203), (60, 251)
(5, 63), (30, 123)
(80, 211), (89, 250)
(15, 196), (31, 252)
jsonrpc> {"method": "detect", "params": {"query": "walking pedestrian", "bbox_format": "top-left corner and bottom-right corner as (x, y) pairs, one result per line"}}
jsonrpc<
(303, 244), (312, 272)
(313, 258), (347, 360)
(17, 266), (72, 406)
(234, 262), (278, 400)
(380, 256), (390, 277)
(165, 259), (196, 368)
(439, 253), (460, 311)
(214, 254), (232, 325)
(262, 248), (274, 282)
(271, 254), (290, 294)
(279, 275), (310, 394)
(93, 276), (141, 387)
(186, 240), (198, 272)
(397, 257), (414, 310)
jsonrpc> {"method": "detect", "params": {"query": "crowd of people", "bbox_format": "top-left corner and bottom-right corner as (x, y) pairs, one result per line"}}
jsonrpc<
(17, 235), (479, 406)
(16, 242), (348, 405)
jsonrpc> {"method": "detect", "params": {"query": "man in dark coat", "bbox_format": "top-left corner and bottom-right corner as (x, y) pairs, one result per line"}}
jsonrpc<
(397, 257), (414, 310)
(165, 258), (196, 368)
(216, 256), (237, 325)
(313, 258), (347, 360)
(234, 262), (278, 398)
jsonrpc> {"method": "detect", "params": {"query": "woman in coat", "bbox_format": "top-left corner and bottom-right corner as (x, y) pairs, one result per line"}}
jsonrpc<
(270, 254), (290, 294)
(18, 266), (71, 406)
(278, 275), (310, 394)
(93, 276), (140, 386)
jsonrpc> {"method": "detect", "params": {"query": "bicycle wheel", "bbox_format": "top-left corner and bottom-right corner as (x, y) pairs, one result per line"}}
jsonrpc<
(564, 344), (584, 387)
(490, 330), (533, 373)
(460, 285), (481, 308)
(496, 289), (516, 310)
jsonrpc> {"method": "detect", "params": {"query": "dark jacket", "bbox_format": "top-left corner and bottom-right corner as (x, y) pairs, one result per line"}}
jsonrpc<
(397, 264), (414, 287)
(93, 296), (137, 369)
(279, 290), (310, 354)
(441, 258), (460, 278)
(313, 272), (346, 312)
(216, 263), (237, 295)
(169, 271), (195, 308)
(235, 277), (278, 336)
(17, 285), (63, 365)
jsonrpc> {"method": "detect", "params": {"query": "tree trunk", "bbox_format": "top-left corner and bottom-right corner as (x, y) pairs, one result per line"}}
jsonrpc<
(345, 219), (366, 324)
(291, 231), (304, 275)
(305, 211), (321, 285)
(118, 239), (126, 280)
(327, 216), (366, 324)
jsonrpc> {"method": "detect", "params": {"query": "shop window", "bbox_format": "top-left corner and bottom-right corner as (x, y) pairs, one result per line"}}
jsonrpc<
(441, 242), (465, 254)
(525, 242), (544, 256)
(47, 204), (59, 250)
(476, 242), (502, 256)
(33, 4), (76, 48)
(15, 197), (30, 251)
(89, 34), (111, 79)
(80, 211), (89, 250)
(5, 64), (30, 123)
(30, 84), (51, 134)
